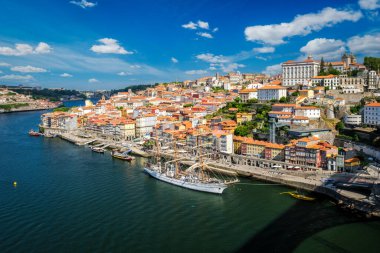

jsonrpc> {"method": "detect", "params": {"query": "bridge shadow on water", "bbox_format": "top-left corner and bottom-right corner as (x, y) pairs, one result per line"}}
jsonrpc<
(235, 194), (367, 253)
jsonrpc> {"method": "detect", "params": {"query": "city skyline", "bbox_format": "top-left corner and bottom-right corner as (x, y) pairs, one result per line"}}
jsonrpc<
(0, 0), (379, 89)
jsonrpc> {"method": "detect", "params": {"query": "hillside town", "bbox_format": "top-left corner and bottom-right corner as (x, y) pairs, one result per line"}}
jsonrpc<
(0, 88), (60, 113)
(39, 53), (380, 174)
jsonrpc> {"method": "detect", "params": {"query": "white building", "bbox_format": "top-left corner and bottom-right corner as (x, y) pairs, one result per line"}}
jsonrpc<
(364, 103), (380, 126)
(238, 89), (258, 102)
(257, 85), (287, 101)
(344, 114), (362, 126)
(218, 133), (233, 154)
(282, 56), (320, 86)
(368, 70), (380, 90)
(311, 74), (339, 90)
(294, 106), (321, 120)
(228, 72), (242, 84)
(135, 114), (157, 137)
(340, 76), (365, 93)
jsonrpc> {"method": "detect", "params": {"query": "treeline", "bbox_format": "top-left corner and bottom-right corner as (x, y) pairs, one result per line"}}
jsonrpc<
(8, 88), (86, 101)
(111, 84), (157, 95)
(364, 57), (380, 71)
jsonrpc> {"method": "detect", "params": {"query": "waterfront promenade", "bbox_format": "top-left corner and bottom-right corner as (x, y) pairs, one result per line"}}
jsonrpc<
(52, 130), (380, 217)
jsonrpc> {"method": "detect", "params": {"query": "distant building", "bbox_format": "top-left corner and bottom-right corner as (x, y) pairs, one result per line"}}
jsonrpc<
(238, 89), (257, 102)
(282, 56), (320, 86)
(344, 114), (362, 126)
(257, 85), (287, 101)
(364, 103), (380, 126)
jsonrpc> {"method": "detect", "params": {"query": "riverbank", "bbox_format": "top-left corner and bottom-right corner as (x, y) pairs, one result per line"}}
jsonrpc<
(41, 129), (380, 218)
(0, 106), (56, 114)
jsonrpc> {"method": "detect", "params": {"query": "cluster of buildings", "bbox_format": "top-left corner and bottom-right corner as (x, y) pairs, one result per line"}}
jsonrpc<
(0, 88), (59, 111)
(282, 54), (379, 93)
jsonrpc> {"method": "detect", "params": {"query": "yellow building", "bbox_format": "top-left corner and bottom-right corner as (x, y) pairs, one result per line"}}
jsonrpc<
(236, 113), (253, 125)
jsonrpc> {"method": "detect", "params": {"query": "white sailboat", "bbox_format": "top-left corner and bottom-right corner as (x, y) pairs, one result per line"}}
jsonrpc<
(144, 134), (238, 194)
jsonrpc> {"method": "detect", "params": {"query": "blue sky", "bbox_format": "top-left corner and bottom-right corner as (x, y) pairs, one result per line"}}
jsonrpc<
(0, 0), (379, 90)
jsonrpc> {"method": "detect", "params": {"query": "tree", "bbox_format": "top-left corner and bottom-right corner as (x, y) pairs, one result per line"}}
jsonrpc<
(364, 56), (380, 71)
(353, 134), (359, 142)
(335, 121), (344, 132)
(234, 125), (251, 137)
(279, 97), (287, 103)
(319, 57), (326, 75)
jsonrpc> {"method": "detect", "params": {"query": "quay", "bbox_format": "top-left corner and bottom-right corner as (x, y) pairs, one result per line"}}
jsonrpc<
(42, 128), (380, 217)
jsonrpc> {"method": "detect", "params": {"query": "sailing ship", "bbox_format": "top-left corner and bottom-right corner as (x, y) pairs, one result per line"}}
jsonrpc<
(144, 133), (238, 194)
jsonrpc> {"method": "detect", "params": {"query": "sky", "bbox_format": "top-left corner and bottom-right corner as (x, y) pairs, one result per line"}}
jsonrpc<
(0, 0), (379, 90)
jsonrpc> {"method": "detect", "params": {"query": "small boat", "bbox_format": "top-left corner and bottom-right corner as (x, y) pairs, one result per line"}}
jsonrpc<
(112, 150), (135, 161)
(29, 130), (41, 136)
(91, 146), (105, 153)
(44, 133), (56, 138)
(280, 191), (315, 201)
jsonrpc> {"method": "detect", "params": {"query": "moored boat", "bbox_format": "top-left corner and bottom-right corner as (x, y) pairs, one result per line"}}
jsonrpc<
(91, 146), (105, 153)
(112, 150), (135, 161)
(144, 134), (238, 194)
(29, 129), (41, 136)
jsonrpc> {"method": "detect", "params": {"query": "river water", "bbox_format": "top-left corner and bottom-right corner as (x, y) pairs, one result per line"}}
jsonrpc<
(0, 101), (379, 253)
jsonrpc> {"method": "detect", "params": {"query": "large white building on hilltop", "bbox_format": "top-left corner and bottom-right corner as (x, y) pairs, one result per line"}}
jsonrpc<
(282, 56), (320, 86)
(364, 103), (380, 126)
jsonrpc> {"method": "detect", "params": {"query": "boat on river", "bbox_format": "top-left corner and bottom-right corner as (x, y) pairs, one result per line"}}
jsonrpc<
(112, 150), (134, 161)
(144, 134), (238, 194)
(91, 146), (105, 153)
(281, 191), (315, 201)
(29, 129), (41, 136)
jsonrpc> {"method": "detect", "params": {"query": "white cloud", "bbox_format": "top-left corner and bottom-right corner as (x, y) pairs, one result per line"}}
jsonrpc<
(196, 53), (229, 64)
(196, 53), (245, 73)
(245, 7), (362, 45)
(359, 0), (380, 10)
(0, 42), (52, 56)
(117, 71), (131, 76)
(90, 38), (133, 55)
(171, 57), (178, 63)
(70, 0), (97, 9)
(185, 70), (208, 75)
(0, 62), (10, 67)
(182, 21), (197, 30)
(212, 28), (219, 33)
(197, 20), (209, 29)
(35, 42), (52, 54)
(11, 65), (47, 73)
(60, 73), (73, 77)
(347, 33), (380, 54)
(300, 38), (346, 60)
(182, 20), (210, 30)
(253, 47), (275, 53)
(221, 63), (245, 73)
(0, 74), (34, 80)
(263, 64), (282, 75)
(130, 64), (141, 69)
(88, 78), (99, 83)
(197, 32), (213, 39)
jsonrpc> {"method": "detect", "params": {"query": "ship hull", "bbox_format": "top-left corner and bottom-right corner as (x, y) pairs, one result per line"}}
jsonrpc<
(143, 167), (227, 194)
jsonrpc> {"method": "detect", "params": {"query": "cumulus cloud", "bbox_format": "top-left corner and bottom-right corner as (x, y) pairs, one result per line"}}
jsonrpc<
(0, 74), (34, 80)
(347, 33), (380, 54)
(221, 63), (245, 73)
(117, 71), (131, 76)
(11, 65), (47, 73)
(253, 47), (275, 53)
(359, 0), (380, 10)
(300, 38), (346, 60)
(60, 73), (73, 77)
(245, 7), (362, 45)
(0, 62), (10, 67)
(88, 78), (99, 83)
(195, 53), (246, 73)
(185, 70), (208, 75)
(0, 42), (52, 56)
(70, 0), (97, 9)
(182, 21), (197, 30)
(196, 53), (229, 64)
(182, 20), (210, 30)
(197, 32), (213, 39)
(171, 57), (178, 63)
(263, 64), (282, 75)
(90, 38), (133, 55)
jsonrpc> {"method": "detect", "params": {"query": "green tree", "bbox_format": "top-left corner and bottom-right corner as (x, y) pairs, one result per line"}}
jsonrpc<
(234, 125), (251, 137)
(319, 57), (326, 75)
(335, 121), (344, 132)
(279, 97), (287, 103)
(364, 56), (380, 71)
